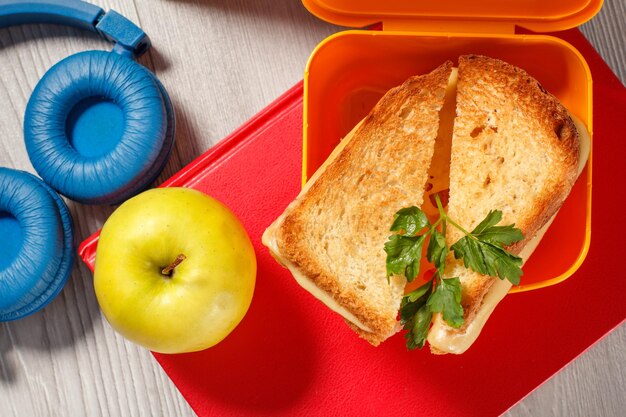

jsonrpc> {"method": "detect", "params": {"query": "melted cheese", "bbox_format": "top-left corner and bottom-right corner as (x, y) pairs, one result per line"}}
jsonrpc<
(427, 113), (591, 354)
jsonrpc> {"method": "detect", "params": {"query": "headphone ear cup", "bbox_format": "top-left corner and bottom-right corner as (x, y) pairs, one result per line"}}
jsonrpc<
(24, 50), (175, 205)
(0, 168), (73, 321)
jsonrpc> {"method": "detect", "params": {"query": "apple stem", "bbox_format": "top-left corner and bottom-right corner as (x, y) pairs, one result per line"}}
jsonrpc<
(161, 254), (187, 276)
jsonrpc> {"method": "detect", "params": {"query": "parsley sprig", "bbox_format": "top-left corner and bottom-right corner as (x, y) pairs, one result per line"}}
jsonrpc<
(384, 195), (524, 350)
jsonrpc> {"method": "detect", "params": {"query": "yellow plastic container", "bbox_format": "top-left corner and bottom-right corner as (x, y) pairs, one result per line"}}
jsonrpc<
(301, 0), (601, 292)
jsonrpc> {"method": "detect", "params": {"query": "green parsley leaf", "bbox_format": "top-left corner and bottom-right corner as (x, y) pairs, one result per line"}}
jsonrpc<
(471, 209), (504, 234)
(426, 229), (448, 275)
(448, 210), (524, 285)
(387, 198), (526, 352)
(405, 305), (432, 350)
(399, 281), (432, 322)
(470, 210), (524, 247)
(390, 206), (430, 236)
(384, 234), (426, 282)
(427, 277), (464, 328)
(400, 281), (434, 350)
(450, 237), (523, 285)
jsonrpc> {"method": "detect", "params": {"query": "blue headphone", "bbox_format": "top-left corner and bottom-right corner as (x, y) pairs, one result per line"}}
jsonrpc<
(2, 0), (175, 204)
(0, 0), (175, 320)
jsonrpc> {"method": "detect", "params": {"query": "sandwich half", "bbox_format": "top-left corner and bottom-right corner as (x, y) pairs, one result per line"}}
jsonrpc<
(427, 55), (588, 354)
(263, 61), (455, 345)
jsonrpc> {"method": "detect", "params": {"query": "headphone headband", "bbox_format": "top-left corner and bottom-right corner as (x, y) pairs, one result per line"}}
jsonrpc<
(0, 0), (150, 57)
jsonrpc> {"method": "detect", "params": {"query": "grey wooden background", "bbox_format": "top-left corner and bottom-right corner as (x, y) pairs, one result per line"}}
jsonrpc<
(1, 1), (624, 416)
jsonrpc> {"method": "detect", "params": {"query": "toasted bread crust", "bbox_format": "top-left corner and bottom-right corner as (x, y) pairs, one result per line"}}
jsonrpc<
(264, 62), (454, 345)
(344, 319), (401, 346)
(428, 55), (580, 353)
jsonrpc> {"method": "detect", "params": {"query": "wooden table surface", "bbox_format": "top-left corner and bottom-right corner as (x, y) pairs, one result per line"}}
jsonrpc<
(1, 1), (624, 416)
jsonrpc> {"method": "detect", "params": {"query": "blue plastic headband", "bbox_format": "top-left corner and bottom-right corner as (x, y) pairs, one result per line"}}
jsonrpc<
(0, 0), (150, 57)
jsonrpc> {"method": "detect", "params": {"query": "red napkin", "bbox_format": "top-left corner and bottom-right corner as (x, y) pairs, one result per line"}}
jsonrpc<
(79, 28), (626, 416)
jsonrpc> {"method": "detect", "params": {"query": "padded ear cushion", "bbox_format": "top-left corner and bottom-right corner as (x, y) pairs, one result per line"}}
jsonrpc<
(120, 72), (176, 198)
(33, 178), (75, 315)
(24, 50), (174, 205)
(0, 168), (74, 321)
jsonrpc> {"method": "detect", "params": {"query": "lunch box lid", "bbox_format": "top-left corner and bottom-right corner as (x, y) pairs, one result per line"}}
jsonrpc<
(302, 0), (603, 33)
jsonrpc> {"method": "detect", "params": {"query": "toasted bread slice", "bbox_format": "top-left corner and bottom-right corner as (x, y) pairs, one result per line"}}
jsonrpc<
(427, 55), (584, 354)
(263, 62), (454, 345)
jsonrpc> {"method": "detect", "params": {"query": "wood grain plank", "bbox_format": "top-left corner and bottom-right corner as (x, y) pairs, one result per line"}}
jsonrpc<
(0, 1), (196, 415)
(580, 0), (626, 84)
(0, 0), (624, 416)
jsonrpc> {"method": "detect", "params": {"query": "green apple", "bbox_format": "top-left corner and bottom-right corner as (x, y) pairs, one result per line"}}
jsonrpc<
(94, 188), (256, 353)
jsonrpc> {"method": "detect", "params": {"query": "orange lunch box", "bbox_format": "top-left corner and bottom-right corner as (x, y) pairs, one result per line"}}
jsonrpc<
(301, 0), (602, 292)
